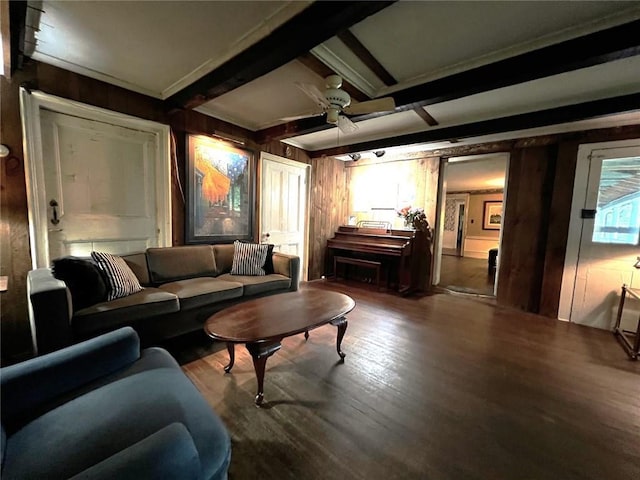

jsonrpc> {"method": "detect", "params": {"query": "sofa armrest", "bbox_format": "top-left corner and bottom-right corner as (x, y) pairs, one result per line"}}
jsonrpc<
(27, 268), (74, 355)
(272, 252), (300, 291)
(68, 423), (201, 480)
(1, 327), (141, 423)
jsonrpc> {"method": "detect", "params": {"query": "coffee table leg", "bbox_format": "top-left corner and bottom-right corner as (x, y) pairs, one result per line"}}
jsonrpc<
(224, 342), (235, 373)
(246, 341), (282, 406)
(330, 316), (348, 359)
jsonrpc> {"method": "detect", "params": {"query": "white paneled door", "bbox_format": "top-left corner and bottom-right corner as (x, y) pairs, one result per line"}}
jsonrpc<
(21, 89), (171, 267)
(564, 142), (640, 329)
(259, 153), (309, 279)
(41, 110), (163, 259)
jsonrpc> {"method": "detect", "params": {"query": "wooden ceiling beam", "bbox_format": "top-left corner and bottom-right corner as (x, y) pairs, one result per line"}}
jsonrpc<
(413, 106), (438, 126)
(6, 0), (26, 76)
(310, 93), (640, 157)
(258, 19), (640, 142)
(297, 52), (369, 102)
(337, 29), (397, 86)
(165, 1), (396, 110)
(393, 19), (640, 109)
(254, 115), (329, 145)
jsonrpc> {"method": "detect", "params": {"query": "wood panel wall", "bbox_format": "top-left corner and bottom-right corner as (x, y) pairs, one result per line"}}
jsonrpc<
(0, 63), (171, 359)
(538, 141), (580, 317)
(2, 60), (639, 360)
(308, 157), (348, 280)
(0, 63), (261, 360)
(1, 68), (33, 360)
(497, 146), (558, 312)
(498, 127), (640, 317)
(0, 62), (322, 360)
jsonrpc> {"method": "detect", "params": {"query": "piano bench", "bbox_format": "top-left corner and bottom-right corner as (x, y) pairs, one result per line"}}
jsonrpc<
(334, 256), (381, 288)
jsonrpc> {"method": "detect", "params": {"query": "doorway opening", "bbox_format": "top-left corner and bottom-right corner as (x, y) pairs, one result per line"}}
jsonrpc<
(435, 153), (509, 296)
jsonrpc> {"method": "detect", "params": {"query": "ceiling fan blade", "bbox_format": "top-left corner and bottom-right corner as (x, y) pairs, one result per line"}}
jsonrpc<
(279, 110), (324, 122)
(337, 115), (358, 134)
(343, 97), (396, 115)
(295, 82), (330, 108)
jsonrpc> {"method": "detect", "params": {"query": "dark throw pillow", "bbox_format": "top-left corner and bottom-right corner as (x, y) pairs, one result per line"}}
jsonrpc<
(264, 244), (275, 274)
(51, 256), (108, 311)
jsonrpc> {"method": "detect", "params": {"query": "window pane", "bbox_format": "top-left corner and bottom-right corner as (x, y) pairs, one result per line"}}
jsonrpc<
(592, 157), (640, 245)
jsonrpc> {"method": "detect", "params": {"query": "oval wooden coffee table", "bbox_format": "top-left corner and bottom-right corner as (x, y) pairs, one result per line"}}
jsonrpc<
(204, 288), (355, 406)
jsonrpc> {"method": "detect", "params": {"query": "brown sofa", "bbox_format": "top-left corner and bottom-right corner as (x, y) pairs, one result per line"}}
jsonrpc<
(27, 244), (300, 355)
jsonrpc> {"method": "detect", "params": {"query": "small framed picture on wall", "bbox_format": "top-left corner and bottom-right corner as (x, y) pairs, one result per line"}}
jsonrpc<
(483, 201), (503, 230)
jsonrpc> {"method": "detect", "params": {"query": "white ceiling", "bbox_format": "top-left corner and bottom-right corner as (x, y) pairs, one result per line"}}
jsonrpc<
(31, 1), (310, 98)
(446, 155), (508, 192)
(27, 1), (640, 154)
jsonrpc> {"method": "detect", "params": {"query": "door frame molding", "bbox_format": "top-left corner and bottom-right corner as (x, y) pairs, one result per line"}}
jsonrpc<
(444, 193), (469, 256)
(433, 153), (509, 296)
(20, 88), (172, 268)
(258, 152), (311, 280)
(558, 138), (640, 322)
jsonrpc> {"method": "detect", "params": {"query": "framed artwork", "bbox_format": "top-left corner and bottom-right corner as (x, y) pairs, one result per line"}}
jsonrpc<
(483, 201), (503, 230)
(186, 135), (255, 243)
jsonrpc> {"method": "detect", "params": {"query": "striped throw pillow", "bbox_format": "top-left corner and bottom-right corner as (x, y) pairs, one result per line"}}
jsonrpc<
(91, 251), (144, 300)
(230, 241), (269, 276)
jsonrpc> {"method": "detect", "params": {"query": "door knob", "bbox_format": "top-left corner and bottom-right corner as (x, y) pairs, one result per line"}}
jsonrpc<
(49, 199), (60, 225)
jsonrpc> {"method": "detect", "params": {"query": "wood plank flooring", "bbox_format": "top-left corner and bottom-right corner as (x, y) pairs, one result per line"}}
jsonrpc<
(172, 281), (640, 480)
(439, 254), (495, 296)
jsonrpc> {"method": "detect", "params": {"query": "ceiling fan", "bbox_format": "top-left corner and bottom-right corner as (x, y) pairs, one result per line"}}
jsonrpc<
(284, 74), (396, 133)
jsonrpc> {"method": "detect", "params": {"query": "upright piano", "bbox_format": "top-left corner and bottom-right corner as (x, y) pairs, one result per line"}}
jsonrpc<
(327, 225), (416, 293)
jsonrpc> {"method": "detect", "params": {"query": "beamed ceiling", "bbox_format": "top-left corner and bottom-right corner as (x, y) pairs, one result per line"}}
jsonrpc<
(12, 1), (640, 158)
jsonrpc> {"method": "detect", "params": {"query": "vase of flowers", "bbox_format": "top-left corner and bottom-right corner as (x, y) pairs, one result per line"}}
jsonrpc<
(397, 206), (433, 240)
(397, 206), (434, 291)
(397, 206), (423, 229)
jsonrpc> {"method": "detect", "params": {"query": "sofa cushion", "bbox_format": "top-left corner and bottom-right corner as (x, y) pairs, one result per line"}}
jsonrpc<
(230, 241), (268, 276)
(217, 273), (291, 296)
(159, 278), (243, 311)
(67, 423), (201, 480)
(51, 257), (108, 311)
(147, 246), (217, 284)
(91, 252), (144, 300)
(213, 244), (234, 274)
(2, 350), (231, 480)
(73, 288), (179, 336)
(121, 252), (150, 286)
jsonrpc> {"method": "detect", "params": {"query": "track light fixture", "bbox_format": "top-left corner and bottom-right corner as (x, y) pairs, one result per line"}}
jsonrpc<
(349, 153), (361, 162)
(373, 150), (385, 158)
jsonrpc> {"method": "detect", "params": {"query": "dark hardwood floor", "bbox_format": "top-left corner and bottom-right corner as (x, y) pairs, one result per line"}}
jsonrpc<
(171, 281), (640, 480)
(439, 254), (495, 296)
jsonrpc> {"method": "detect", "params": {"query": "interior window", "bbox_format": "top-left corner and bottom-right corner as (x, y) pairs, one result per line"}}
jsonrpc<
(592, 157), (640, 245)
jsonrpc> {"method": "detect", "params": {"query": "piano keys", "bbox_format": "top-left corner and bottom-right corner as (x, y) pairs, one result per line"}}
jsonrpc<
(327, 225), (417, 293)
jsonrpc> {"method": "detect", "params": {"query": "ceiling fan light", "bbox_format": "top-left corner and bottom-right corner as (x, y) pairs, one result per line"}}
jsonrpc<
(326, 107), (340, 124)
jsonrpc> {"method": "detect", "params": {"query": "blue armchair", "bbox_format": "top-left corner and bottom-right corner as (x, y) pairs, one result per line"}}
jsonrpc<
(1, 327), (231, 479)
